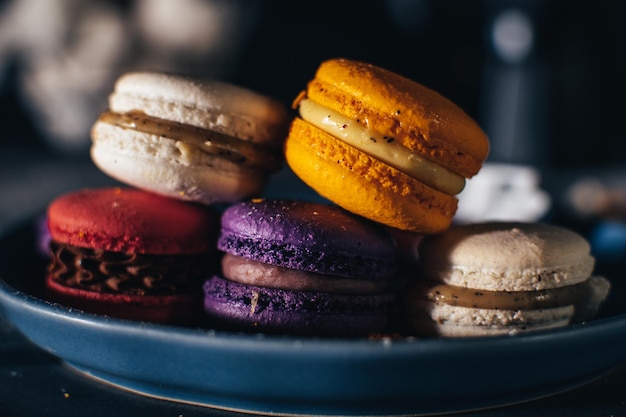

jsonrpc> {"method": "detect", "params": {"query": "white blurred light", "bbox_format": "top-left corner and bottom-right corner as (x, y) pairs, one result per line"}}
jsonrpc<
(0, 0), (257, 152)
(135, 0), (248, 57)
(455, 163), (551, 223)
(492, 9), (533, 64)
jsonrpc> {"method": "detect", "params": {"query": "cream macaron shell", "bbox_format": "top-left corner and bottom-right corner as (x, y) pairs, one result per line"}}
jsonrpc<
(91, 123), (267, 204)
(418, 222), (595, 291)
(91, 72), (288, 204)
(107, 72), (287, 144)
(422, 302), (574, 336)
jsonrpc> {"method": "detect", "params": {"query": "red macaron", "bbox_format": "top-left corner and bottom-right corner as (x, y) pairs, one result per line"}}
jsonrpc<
(45, 187), (219, 326)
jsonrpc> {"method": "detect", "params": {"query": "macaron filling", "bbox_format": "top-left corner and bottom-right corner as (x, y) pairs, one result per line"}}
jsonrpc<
(221, 253), (389, 294)
(297, 98), (465, 195)
(418, 280), (592, 310)
(48, 241), (211, 295)
(205, 276), (393, 315)
(97, 110), (282, 173)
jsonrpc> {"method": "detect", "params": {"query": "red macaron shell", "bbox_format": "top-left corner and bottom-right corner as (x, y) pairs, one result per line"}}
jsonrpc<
(45, 276), (204, 326)
(47, 188), (218, 254)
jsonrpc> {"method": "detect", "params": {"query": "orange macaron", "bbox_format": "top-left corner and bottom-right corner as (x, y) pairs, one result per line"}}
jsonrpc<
(284, 58), (489, 233)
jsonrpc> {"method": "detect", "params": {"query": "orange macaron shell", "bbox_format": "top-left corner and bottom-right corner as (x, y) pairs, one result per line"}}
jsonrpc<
(305, 59), (489, 178)
(285, 118), (457, 233)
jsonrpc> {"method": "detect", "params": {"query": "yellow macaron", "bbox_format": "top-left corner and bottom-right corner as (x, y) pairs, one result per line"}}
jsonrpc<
(285, 58), (489, 233)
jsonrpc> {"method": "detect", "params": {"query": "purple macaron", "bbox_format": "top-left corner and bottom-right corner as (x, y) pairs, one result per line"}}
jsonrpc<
(203, 199), (398, 337)
(203, 276), (395, 336)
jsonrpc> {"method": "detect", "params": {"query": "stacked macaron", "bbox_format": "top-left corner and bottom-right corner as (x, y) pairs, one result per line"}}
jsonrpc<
(46, 188), (219, 326)
(40, 62), (611, 338)
(402, 222), (611, 337)
(285, 58), (490, 234)
(202, 199), (398, 337)
(42, 72), (290, 325)
(91, 72), (289, 204)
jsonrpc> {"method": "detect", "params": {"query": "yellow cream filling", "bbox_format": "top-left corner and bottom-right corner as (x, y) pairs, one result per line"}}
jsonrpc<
(298, 99), (465, 195)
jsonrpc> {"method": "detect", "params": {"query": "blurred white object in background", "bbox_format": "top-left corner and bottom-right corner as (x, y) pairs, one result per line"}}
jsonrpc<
(566, 177), (626, 221)
(0, 0), (129, 152)
(455, 163), (551, 223)
(0, 0), (257, 153)
(132, 0), (258, 80)
(492, 8), (533, 64)
(480, 5), (549, 167)
(133, 0), (256, 75)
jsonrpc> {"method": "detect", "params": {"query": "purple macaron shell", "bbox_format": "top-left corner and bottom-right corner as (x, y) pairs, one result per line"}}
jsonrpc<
(218, 200), (397, 279)
(36, 215), (51, 258)
(203, 276), (395, 337)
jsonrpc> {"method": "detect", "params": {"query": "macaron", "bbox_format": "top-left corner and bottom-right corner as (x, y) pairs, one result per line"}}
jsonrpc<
(45, 187), (219, 325)
(203, 199), (398, 337)
(91, 72), (289, 204)
(284, 58), (489, 233)
(403, 222), (611, 337)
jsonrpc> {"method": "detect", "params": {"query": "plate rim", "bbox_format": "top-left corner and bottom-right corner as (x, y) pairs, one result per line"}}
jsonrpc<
(3, 266), (626, 416)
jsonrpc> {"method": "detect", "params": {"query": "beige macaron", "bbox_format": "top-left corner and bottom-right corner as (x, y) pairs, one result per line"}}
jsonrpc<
(91, 72), (289, 204)
(403, 222), (610, 337)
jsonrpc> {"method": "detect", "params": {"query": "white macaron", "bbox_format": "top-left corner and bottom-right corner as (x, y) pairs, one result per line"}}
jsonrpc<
(403, 222), (610, 337)
(91, 72), (289, 204)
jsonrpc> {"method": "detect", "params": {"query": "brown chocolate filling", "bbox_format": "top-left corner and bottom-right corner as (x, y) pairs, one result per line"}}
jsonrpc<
(48, 242), (213, 295)
(98, 110), (282, 172)
(420, 280), (590, 310)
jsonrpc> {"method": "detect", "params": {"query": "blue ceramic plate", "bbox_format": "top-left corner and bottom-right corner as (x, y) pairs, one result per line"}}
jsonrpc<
(2, 223), (626, 416)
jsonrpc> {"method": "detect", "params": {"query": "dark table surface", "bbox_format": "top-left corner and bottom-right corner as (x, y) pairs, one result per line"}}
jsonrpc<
(2, 145), (626, 416)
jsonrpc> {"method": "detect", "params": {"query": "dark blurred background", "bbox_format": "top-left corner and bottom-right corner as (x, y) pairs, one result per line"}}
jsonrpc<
(2, 0), (626, 263)
(3, 4), (626, 409)
(3, 4), (626, 414)
(1, 0), (625, 167)
(0, 0), (626, 337)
